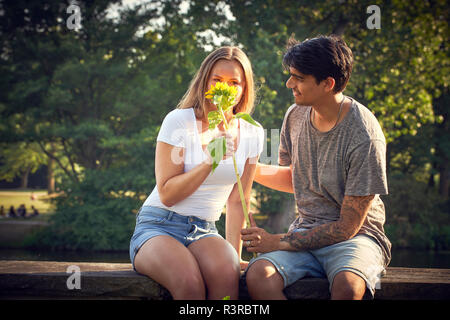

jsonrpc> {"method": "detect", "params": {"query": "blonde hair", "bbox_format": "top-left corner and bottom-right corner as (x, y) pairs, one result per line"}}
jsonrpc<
(177, 46), (255, 120)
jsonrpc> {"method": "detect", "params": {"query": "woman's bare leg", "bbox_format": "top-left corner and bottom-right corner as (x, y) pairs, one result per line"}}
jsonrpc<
(134, 235), (206, 300)
(188, 236), (240, 300)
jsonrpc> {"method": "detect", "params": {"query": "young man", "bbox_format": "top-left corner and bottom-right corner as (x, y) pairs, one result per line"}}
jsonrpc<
(241, 36), (391, 300)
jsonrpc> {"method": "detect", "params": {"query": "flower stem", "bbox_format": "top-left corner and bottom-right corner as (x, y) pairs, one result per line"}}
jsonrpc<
(218, 108), (251, 228)
(232, 155), (251, 227)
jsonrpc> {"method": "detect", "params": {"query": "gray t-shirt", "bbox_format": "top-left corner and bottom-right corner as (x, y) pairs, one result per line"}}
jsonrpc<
(279, 97), (391, 264)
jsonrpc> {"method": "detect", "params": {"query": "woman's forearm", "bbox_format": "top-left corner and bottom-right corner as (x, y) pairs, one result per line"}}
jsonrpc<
(226, 200), (247, 259)
(254, 163), (294, 193)
(158, 160), (212, 207)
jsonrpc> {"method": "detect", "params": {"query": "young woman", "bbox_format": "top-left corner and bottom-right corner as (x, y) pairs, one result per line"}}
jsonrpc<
(129, 47), (264, 300)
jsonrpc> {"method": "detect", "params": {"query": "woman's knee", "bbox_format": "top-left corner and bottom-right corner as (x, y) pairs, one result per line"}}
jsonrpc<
(215, 260), (240, 285)
(189, 237), (240, 283)
(133, 236), (206, 299)
(171, 271), (206, 299)
(203, 253), (240, 289)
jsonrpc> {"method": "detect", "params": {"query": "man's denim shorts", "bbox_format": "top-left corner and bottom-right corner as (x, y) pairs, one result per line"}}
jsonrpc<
(245, 230), (387, 298)
(129, 206), (223, 270)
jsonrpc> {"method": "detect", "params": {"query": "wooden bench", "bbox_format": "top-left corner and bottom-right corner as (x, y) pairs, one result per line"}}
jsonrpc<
(0, 260), (449, 300)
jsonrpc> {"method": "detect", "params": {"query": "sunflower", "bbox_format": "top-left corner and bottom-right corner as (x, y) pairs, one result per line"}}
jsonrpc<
(205, 82), (238, 110)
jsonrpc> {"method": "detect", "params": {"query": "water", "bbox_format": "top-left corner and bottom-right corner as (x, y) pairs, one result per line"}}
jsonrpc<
(389, 248), (450, 269)
(0, 247), (449, 268)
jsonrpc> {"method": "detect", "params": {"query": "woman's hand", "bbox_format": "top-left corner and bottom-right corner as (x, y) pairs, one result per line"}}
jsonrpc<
(204, 130), (236, 165)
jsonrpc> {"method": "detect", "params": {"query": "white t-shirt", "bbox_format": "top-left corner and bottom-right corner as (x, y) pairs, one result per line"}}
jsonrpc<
(143, 108), (265, 221)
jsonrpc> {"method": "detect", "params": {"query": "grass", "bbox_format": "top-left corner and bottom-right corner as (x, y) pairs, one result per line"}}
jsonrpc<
(0, 189), (55, 220)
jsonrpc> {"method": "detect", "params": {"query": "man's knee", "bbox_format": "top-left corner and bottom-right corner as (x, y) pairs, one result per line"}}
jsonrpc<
(246, 259), (283, 289)
(331, 270), (366, 300)
(246, 259), (286, 299)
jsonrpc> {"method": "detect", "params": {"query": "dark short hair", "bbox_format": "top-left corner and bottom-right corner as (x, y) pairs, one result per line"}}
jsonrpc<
(283, 35), (353, 93)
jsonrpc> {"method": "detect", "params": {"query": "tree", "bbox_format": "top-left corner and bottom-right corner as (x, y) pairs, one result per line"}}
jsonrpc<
(0, 0), (222, 250)
(206, 0), (449, 235)
(0, 142), (47, 188)
(2, 0), (448, 250)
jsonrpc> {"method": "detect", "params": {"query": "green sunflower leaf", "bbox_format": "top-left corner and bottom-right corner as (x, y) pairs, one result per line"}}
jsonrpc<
(235, 112), (261, 127)
(207, 111), (222, 130)
(207, 136), (226, 173)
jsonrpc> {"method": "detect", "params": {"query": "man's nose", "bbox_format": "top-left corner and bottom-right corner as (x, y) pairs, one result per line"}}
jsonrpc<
(286, 76), (294, 88)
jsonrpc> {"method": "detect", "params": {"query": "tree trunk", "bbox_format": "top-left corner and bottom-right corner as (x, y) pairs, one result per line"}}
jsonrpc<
(438, 157), (449, 198)
(20, 167), (30, 189)
(428, 161), (437, 188)
(432, 87), (449, 198)
(47, 157), (55, 194)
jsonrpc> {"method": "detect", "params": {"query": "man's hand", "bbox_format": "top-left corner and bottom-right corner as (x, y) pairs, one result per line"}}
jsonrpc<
(241, 213), (283, 253)
(241, 195), (375, 253)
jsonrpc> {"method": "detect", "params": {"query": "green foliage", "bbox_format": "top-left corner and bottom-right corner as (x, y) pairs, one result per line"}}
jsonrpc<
(235, 113), (261, 127)
(215, 213), (226, 238)
(29, 125), (159, 250)
(221, 0), (449, 143)
(382, 173), (450, 250)
(345, 0), (448, 143)
(1, 1), (206, 251)
(220, 0), (449, 248)
(253, 185), (293, 233)
(31, 170), (138, 251)
(0, 142), (47, 182)
(2, 0), (449, 252)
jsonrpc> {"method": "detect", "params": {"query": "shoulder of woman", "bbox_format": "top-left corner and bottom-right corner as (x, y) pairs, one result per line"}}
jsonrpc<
(240, 118), (264, 144)
(162, 108), (194, 126)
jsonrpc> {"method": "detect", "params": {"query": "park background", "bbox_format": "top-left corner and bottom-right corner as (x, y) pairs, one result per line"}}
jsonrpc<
(0, 0), (448, 268)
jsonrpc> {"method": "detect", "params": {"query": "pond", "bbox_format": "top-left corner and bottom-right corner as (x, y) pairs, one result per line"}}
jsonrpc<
(0, 247), (449, 269)
(389, 248), (450, 268)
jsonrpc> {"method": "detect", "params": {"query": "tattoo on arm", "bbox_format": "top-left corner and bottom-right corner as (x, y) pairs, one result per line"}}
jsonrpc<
(280, 195), (375, 251)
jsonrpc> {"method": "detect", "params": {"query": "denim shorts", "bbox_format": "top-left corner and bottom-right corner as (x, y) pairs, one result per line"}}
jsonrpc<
(129, 206), (223, 270)
(246, 230), (387, 297)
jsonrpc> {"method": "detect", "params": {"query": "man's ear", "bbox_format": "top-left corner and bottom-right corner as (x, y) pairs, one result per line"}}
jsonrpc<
(322, 77), (336, 93)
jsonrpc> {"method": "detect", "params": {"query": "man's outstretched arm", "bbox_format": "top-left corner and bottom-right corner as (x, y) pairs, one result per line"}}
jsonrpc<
(254, 163), (294, 194)
(241, 194), (375, 252)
